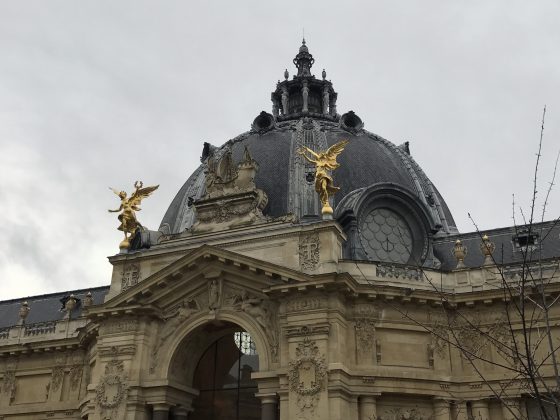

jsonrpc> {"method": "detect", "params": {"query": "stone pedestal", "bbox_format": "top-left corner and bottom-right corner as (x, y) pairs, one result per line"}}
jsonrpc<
(359, 396), (377, 420)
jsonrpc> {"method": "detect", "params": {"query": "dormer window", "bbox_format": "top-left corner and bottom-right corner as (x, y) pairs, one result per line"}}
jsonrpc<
(513, 230), (539, 251)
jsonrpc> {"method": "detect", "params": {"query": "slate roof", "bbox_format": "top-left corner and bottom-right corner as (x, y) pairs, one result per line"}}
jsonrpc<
(160, 120), (457, 235)
(0, 286), (109, 329)
(433, 220), (560, 270)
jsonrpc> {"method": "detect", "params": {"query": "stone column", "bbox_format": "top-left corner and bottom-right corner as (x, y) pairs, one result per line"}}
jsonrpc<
(433, 399), (451, 420)
(359, 395), (377, 420)
(152, 403), (171, 420)
(453, 401), (468, 420)
(471, 400), (490, 420)
(174, 407), (190, 420)
(261, 395), (278, 420)
(502, 399), (521, 420)
(302, 82), (309, 113)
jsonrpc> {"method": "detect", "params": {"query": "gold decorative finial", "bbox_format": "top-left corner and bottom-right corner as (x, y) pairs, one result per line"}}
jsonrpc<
(298, 140), (349, 216)
(480, 234), (496, 266)
(452, 239), (467, 269)
(109, 181), (159, 249)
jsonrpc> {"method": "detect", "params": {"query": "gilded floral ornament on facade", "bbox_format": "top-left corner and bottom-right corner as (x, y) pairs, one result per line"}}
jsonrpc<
(298, 140), (349, 216)
(109, 181), (159, 249)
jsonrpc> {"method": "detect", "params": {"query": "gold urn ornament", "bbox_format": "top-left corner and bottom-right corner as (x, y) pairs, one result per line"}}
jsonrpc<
(480, 234), (496, 266)
(452, 239), (468, 269)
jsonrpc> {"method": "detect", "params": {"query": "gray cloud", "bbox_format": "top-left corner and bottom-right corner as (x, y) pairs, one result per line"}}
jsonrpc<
(1, 0), (559, 300)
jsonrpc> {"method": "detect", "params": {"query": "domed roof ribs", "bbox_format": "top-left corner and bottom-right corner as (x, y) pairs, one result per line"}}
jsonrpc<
(365, 130), (457, 235)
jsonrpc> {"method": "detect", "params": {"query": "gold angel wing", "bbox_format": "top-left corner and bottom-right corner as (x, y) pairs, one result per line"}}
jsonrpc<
(322, 140), (349, 169)
(325, 140), (349, 160)
(129, 184), (159, 207)
(300, 145), (320, 158)
(109, 187), (122, 196)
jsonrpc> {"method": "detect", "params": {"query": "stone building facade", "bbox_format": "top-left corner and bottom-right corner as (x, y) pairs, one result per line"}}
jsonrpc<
(1, 40), (559, 420)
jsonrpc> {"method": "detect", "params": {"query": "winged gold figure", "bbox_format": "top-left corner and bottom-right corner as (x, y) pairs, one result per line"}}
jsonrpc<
(298, 140), (349, 215)
(109, 181), (159, 249)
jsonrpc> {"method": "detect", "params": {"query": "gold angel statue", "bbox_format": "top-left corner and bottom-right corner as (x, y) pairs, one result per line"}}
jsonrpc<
(109, 181), (159, 249)
(298, 140), (349, 215)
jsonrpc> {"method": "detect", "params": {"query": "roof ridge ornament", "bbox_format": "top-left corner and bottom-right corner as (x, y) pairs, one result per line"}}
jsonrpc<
(293, 38), (314, 77)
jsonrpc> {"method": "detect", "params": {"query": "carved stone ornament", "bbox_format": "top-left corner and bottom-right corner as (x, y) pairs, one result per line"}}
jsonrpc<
(231, 291), (279, 361)
(285, 324), (330, 338)
(192, 146), (268, 233)
(379, 407), (432, 420)
(355, 319), (376, 354)
(150, 299), (201, 373)
(102, 319), (138, 335)
(95, 356), (129, 418)
(51, 366), (64, 392)
(208, 279), (221, 310)
(299, 232), (320, 271)
(376, 264), (421, 281)
(286, 297), (325, 313)
(288, 337), (327, 413)
(69, 364), (83, 391)
(1, 370), (16, 402)
(121, 263), (140, 291)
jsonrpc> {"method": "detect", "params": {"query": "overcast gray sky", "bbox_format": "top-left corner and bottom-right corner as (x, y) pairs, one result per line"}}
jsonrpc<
(1, 1), (559, 300)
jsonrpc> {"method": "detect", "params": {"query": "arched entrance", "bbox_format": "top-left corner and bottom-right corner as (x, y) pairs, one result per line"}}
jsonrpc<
(190, 329), (260, 420)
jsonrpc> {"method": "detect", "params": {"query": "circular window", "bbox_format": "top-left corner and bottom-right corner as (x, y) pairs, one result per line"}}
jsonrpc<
(359, 208), (412, 264)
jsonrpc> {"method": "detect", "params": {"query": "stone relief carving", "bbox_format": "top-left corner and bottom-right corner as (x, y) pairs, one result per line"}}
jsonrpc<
(51, 366), (64, 392)
(208, 279), (221, 310)
(95, 353), (129, 419)
(99, 345), (136, 357)
(101, 319), (139, 335)
(379, 407), (433, 420)
(69, 364), (83, 391)
(150, 299), (200, 373)
(285, 324), (330, 338)
(430, 319), (449, 360)
(121, 263), (140, 291)
(299, 232), (320, 271)
(354, 303), (380, 318)
(376, 264), (422, 281)
(286, 297), (325, 312)
(192, 146), (268, 233)
(355, 319), (376, 354)
(231, 291), (279, 361)
(288, 336), (328, 415)
(1, 368), (16, 403)
(430, 312), (510, 361)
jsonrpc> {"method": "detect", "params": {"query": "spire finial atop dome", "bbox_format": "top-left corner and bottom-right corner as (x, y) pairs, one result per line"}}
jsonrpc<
(293, 37), (314, 77)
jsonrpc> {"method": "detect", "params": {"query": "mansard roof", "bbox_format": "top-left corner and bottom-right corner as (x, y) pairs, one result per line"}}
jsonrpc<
(0, 286), (109, 329)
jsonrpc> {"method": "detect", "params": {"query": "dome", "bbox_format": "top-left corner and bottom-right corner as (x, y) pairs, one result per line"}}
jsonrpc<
(158, 41), (458, 267)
